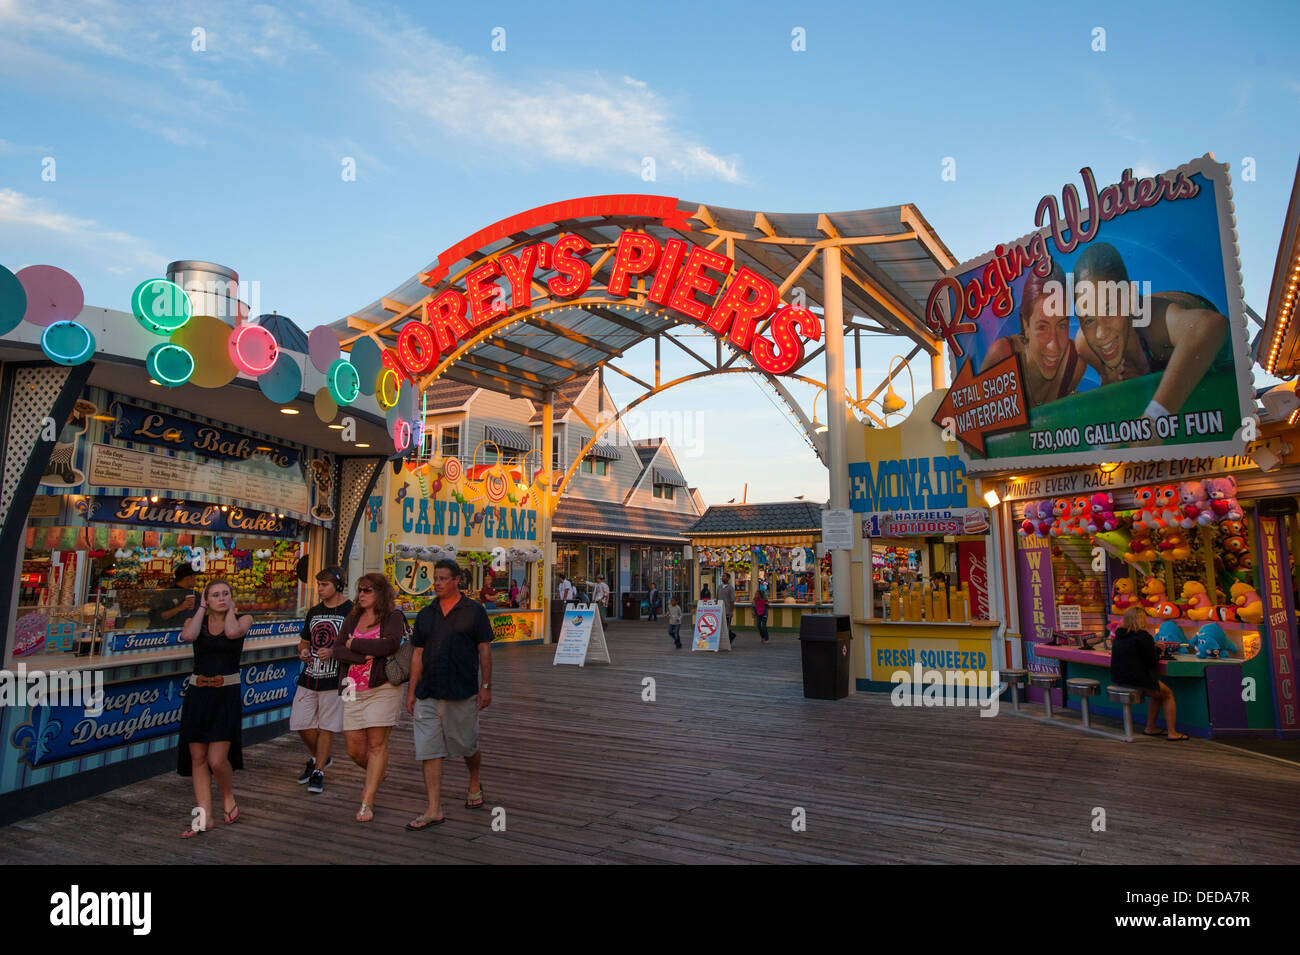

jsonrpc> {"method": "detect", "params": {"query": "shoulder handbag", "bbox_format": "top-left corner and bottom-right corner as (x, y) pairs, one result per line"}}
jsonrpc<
(384, 616), (414, 686)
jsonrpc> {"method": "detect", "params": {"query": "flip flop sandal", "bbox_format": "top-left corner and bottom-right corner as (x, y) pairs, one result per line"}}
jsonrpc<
(1142, 729), (1167, 736)
(356, 803), (373, 823)
(224, 805), (240, 825)
(180, 827), (208, 839)
(1166, 734), (1190, 741)
(405, 814), (446, 831)
(465, 791), (486, 809)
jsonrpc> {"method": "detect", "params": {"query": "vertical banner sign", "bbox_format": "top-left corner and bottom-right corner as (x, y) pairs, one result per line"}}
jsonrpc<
(1255, 516), (1298, 731)
(1016, 534), (1058, 675)
(929, 156), (1252, 472)
(957, 541), (990, 619)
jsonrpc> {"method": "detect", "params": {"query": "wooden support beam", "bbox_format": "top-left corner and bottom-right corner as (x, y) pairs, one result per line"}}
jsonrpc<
(439, 365), (548, 402)
(603, 361), (653, 393)
(480, 335), (585, 372)
(528, 317), (622, 356)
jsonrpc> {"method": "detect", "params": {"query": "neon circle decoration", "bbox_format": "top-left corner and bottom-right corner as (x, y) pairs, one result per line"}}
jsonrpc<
(146, 342), (195, 387)
(442, 456), (462, 482)
(394, 419), (412, 452)
(18, 265), (84, 327)
(131, 279), (192, 335)
(326, 358), (360, 405)
(41, 320), (95, 365)
(375, 368), (399, 409)
(0, 265), (27, 336)
(228, 323), (279, 376)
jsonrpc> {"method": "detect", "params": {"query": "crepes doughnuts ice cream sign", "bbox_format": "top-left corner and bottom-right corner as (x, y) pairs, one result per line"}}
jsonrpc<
(928, 155), (1253, 472)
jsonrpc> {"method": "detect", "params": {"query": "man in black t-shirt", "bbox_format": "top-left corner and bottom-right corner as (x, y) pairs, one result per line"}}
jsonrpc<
(290, 567), (352, 794)
(404, 558), (492, 830)
(148, 564), (200, 630)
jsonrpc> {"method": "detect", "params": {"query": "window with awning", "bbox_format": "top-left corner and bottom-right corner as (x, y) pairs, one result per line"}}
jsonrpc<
(652, 466), (687, 487)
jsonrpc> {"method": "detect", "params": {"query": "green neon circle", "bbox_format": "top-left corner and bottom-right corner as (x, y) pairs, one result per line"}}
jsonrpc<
(146, 342), (195, 386)
(41, 321), (95, 365)
(327, 358), (360, 405)
(132, 278), (192, 335)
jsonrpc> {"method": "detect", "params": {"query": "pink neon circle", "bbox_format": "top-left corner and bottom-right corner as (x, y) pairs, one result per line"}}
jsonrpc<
(228, 323), (279, 376)
(394, 419), (412, 451)
(18, 265), (84, 327)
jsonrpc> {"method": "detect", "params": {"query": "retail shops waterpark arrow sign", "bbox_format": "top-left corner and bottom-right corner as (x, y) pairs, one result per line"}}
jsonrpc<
(927, 155), (1253, 473)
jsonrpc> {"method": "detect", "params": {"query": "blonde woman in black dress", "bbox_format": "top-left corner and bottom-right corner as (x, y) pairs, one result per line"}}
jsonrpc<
(178, 579), (253, 837)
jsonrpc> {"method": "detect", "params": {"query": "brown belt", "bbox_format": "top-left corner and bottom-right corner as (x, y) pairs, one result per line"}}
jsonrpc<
(190, 673), (240, 688)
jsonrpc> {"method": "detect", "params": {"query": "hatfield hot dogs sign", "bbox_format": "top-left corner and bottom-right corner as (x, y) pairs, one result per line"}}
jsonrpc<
(928, 155), (1253, 472)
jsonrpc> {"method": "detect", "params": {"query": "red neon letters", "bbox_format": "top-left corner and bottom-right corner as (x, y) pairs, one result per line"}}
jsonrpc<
(407, 229), (819, 377)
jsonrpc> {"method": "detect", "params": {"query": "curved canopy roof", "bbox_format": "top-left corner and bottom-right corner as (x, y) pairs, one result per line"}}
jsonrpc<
(334, 195), (955, 402)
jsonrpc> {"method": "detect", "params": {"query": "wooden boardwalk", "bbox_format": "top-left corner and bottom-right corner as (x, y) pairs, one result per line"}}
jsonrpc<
(3, 620), (1297, 864)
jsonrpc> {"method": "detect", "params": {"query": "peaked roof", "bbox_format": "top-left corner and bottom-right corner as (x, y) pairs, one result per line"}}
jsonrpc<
(258, 313), (310, 353)
(527, 373), (596, 425)
(688, 501), (824, 535)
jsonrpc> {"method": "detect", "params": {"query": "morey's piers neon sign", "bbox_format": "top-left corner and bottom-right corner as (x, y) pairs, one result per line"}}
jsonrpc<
(392, 230), (825, 378)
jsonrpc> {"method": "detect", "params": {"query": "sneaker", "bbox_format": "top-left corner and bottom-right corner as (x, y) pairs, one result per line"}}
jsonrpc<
(307, 770), (324, 794)
(297, 756), (333, 784)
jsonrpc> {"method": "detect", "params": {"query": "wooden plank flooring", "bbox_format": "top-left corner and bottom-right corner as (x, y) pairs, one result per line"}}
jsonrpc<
(2, 620), (1298, 864)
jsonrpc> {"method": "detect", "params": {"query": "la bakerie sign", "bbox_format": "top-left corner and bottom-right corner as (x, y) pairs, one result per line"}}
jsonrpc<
(394, 231), (823, 377)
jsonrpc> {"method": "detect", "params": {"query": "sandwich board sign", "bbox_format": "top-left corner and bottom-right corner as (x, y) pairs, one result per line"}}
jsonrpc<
(692, 600), (731, 652)
(552, 604), (611, 666)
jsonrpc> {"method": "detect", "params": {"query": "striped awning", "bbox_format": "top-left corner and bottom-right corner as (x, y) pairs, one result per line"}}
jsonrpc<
(585, 442), (622, 461)
(652, 466), (687, 487)
(485, 425), (533, 452)
(688, 533), (819, 546)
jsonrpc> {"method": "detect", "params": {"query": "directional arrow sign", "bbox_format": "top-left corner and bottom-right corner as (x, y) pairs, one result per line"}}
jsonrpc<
(932, 352), (1029, 455)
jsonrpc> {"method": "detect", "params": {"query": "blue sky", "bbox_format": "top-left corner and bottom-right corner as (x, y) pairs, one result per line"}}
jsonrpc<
(2, 0), (1298, 504)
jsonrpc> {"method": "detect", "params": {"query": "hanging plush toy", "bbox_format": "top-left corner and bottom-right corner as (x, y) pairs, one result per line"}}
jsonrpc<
(1158, 530), (1192, 562)
(1155, 485), (1182, 528)
(1111, 579), (1138, 614)
(1124, 529), (1157, 564)
(1177, 480), (1215, 528)
(1068, 495), (1091, 535)
(1230, 581), (1264, 623)
(1086, 492), (1118, 533)
(1205, 476), (1243, 521)
(1140, 577), (1180, 618)
(1180, 581), (1215, 620)
(1049, 498), (1073, 537)
(1133, 486), (1164, 530)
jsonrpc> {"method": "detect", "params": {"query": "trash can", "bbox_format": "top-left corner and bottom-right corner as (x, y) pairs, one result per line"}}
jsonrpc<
(622, 592), (639, 620)
(798, 614), (852, 700)
(549, 599), (566, 642)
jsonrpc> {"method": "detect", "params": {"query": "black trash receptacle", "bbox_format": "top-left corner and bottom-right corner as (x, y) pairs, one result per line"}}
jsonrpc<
(549, 599), (566, 642)
(621, 593), (639, 620)
(798, 614), (852, 700)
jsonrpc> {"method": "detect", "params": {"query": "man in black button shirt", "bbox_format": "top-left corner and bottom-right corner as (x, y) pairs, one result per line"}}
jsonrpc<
(405, 558), (493, 830)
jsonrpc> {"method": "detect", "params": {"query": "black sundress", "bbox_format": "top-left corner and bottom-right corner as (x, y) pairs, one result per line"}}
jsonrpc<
(176, 620), (245, 776)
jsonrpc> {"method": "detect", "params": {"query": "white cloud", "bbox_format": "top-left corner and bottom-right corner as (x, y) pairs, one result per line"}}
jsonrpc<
(314, 0), (744, 182)
(0, 189), (163, 274)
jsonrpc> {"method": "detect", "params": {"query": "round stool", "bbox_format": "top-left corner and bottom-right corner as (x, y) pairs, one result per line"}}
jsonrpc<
(1107, 685), (1146, 740)
(1029, 673), (1061, 719)
(1000, 668), (1028, 712)
(1066, 677), (1101, 728)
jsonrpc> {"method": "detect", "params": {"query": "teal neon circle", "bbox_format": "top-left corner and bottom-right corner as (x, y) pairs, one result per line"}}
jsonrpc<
(146, 342), (195, 386)
(327, 358), (360, 405)
(41, 320), (95, 365)
(131, 278), (192, 335)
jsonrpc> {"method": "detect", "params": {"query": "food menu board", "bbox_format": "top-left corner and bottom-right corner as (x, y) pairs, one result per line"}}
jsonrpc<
(89, 444), (310, 516)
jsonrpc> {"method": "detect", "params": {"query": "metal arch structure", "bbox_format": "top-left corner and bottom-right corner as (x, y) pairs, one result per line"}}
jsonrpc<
(331, 194), (956, 661)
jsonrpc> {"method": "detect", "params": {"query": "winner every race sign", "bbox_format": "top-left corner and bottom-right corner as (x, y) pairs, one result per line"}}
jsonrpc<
(927, 155), (1253, 472)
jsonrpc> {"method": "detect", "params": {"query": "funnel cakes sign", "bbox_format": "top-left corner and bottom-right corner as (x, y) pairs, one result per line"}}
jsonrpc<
(927, 155), (1253, 473)
(395, 229), (823, 378)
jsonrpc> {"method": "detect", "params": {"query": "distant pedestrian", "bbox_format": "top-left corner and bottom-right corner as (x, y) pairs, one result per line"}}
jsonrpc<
(719, 573), (736, 641)
(754, 585), (770, 645)
(405, 559), (493, 830)
(647, 582), (659, 621)
(586, 575), (610, 623)
(667, 596), (683, 649)
(325, 573), (407, 823)
(479, 578), (497, 608)
(557, 573), (577, 603)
